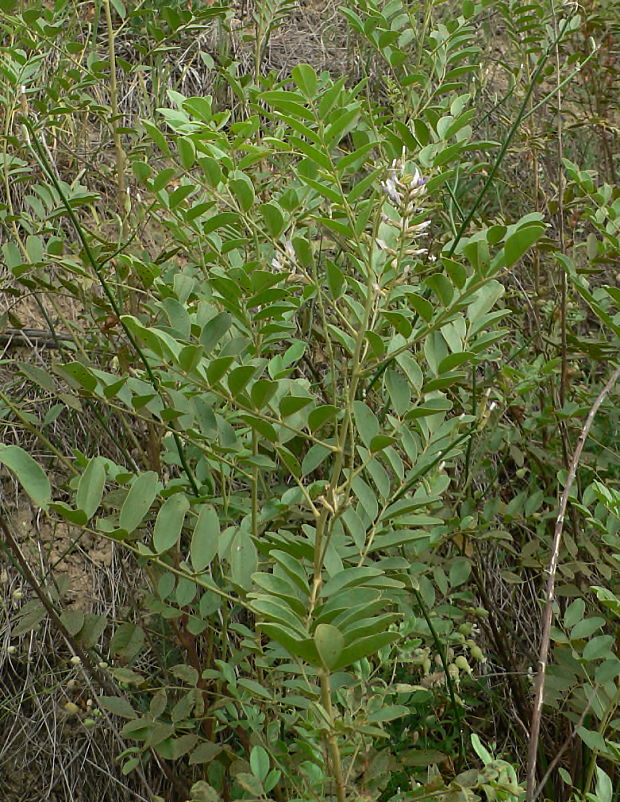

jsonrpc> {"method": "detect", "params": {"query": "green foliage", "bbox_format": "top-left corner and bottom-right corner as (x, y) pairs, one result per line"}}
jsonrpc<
(0, 0), (618, 800)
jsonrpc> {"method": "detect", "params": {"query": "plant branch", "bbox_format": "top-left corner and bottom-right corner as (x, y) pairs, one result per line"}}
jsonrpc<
(525, 364), (620, 799)
(320, 670), (347, 802)
(20, 121), (200, 497)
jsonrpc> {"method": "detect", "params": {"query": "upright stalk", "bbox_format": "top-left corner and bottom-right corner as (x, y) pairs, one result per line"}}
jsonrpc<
(103, 0), (127, 236)
(551, 6), (568, 408)
(526, 365), (620, 799)
(320, 670), (346, 802)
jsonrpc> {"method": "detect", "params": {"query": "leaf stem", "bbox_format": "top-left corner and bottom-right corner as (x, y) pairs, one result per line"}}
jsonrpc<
(413, 588), (465, 766)
(320, 670), (346, 802)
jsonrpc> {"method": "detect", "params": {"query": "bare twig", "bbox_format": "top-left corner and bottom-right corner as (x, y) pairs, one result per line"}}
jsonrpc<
(0, 327), (74, 348)
(531, 695), (593, 801)
(0, 509), (156, 801)
(526, 364), (620, 799)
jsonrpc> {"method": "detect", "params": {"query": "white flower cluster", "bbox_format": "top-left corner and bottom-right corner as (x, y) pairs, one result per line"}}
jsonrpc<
(377, 158), (431, 263)
(381, 160), (426, 207)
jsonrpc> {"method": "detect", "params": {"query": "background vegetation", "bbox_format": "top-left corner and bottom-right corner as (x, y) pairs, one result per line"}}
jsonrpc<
(0, 1), (618, 801)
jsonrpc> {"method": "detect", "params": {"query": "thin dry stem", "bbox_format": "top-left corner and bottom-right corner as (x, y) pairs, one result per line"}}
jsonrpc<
(526, 364), (620, 799)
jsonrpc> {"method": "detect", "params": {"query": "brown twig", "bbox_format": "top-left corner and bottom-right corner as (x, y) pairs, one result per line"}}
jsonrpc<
(0, 327), (74, 347)
(531, 694), (593, 801)
(0, 508), (157, 801)
(525, 364), (620, 800)
(0, 509), (111, 686)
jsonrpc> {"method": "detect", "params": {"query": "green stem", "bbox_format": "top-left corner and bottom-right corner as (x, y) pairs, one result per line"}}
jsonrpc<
(582, 684), (620, 797)
(464, 367), (477, 485)
(0, 391), (76, 474)
(251, 429), (259, 537)
(21, 123), (200, 497)
(413, 588), (465, 766)
(103, 0), (127, 236)
(447, 13), (578, 258)
(320, 670), (346, 802)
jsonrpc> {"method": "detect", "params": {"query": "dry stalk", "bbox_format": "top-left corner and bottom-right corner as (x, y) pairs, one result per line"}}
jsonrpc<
(525, 364), (620, 799)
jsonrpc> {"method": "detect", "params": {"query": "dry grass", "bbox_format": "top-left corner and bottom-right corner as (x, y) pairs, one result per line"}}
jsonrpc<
(0, 510), (157, 801)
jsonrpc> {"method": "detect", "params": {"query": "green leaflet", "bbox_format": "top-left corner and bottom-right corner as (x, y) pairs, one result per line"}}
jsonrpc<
(190, 505), (220, 572)
(153, 493), (189, 553)
(76, 456), (106, 520)
(119, 472), (161, 533)
(0, 445), (51, 509)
